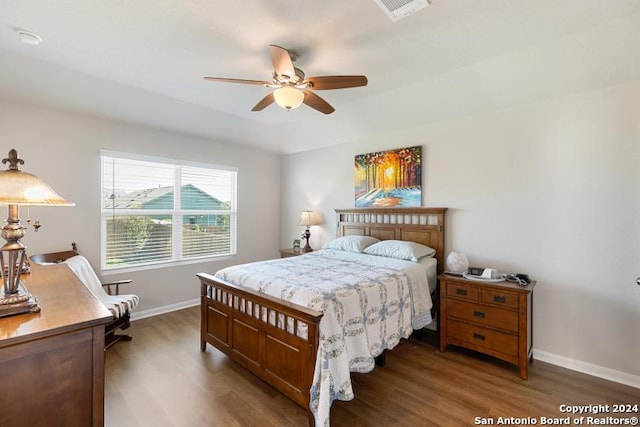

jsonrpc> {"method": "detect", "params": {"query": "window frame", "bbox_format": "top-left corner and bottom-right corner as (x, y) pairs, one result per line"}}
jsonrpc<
(100, 150), (237, 273)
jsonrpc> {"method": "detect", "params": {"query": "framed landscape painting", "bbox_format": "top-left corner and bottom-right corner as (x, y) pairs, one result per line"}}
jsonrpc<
(354, 145), (422, 207)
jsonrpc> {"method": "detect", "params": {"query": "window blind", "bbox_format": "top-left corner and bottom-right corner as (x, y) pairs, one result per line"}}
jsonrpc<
(101, 152), (237, 270)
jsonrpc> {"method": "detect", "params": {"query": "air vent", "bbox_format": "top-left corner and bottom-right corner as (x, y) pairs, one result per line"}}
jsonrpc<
(373, 0), (430, 22)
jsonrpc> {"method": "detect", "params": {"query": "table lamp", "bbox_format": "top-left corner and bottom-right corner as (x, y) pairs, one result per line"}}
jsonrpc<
(0, 149), (75, 317)
(297, 210), (321, 252)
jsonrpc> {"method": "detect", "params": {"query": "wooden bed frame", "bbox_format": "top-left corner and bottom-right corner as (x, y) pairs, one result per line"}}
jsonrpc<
(197, 207), (447, 426)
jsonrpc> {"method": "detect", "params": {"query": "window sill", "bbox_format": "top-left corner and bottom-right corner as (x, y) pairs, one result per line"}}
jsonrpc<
(101, 254), (237, 276)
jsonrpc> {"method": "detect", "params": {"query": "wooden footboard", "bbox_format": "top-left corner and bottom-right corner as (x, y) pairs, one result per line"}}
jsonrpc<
(197, 272), (322, 424)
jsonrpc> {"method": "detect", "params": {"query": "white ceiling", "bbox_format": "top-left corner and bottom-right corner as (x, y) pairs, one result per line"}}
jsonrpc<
(1, 0), (640, 154)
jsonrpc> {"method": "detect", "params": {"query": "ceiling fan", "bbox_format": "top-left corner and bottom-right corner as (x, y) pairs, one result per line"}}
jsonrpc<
(203, 45), (368, 115)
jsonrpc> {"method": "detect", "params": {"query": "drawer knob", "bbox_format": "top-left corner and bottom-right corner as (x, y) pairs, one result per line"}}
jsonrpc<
(473, 332), (486, 341)
(473, 310), (486, 318)
(456, 288), (468, 296)
(493, 295), (506, 303)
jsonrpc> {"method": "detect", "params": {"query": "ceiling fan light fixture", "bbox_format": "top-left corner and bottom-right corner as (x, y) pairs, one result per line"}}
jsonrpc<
(273, 86), (304, 111)
(203, 45), (367, 114)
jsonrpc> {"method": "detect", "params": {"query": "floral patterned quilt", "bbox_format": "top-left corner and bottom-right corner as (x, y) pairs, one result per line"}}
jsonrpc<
(214, 248), (434, 427)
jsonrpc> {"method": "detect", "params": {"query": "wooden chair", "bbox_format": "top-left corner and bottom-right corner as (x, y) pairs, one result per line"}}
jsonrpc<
(29, 243), (139, 349)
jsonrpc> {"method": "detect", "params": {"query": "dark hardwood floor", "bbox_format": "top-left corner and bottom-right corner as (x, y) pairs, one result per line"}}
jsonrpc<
(105, 306), (638, 426)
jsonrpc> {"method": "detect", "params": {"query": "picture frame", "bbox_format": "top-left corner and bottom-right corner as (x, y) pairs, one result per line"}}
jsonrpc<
(354, 145), (422, 207)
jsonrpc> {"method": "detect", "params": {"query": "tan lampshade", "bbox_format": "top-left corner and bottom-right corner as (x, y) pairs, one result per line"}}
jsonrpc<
(297, 210), (320, 227)
(0, 169), (74, 206)
(273, 86), (304, 110)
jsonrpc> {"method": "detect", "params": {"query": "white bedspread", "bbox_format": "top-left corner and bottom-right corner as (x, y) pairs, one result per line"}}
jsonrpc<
(214, 249), (434, 427)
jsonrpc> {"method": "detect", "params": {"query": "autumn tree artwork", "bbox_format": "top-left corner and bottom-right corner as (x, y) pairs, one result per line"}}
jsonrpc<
(354, 146), (422, 207)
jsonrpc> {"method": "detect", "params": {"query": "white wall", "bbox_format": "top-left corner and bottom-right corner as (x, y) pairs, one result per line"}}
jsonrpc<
(281, 80), (640, 383)
(0, 100), (281, 314)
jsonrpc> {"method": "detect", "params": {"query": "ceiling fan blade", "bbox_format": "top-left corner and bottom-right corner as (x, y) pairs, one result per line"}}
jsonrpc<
(305, 75), (368, 90)
(269, 45), (296, 79)
(203, 77), (269, 85)
(252, 93), (275, 111)
(302, 90), (335, 115)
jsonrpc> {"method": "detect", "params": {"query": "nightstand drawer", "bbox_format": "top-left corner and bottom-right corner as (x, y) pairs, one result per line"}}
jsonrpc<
(447, 319), (518, 358)
(446, 282), (479, 301)
(446, 300), (519, 333)
(480, 289), (519, 309)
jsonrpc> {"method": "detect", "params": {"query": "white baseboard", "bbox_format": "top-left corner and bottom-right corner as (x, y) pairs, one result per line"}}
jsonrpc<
(534, 349), (640, 390)
(130, 298), (200, 321)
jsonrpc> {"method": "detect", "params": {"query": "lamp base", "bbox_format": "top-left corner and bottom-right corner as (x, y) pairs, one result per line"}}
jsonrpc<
(302, 228), (312, 252)
(0, 282), (40, 318)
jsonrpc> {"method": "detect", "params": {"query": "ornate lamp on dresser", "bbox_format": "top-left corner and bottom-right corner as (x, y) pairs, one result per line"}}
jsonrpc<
(439, 273), (536, 379)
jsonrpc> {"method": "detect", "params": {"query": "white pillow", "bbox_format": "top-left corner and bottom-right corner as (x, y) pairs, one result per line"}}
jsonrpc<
(322, 236), (380, 253)
(363, 240), (436, 262)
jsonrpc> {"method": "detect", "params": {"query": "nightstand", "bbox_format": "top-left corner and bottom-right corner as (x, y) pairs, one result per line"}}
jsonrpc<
(439, 274), (536, 379)
(279, 248), (307, 258)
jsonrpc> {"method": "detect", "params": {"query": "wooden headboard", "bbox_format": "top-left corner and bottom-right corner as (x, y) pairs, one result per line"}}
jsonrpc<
(335, 207), (447, 274)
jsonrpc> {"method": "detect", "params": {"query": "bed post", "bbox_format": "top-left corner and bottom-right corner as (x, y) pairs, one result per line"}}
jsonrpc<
(200, 279), (208, 352)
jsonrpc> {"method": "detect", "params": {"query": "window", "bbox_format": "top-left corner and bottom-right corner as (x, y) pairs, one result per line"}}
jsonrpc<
(101, 151), (237, 271)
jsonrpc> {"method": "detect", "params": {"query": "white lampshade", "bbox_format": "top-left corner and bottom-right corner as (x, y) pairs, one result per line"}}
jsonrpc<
(445, 251), (469, 275)
(297, 210), (320, 227)
(273, 86), (304, 110)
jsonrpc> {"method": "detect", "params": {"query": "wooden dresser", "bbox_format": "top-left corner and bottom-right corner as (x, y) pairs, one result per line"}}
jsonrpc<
(0, 262), (112, 426)
(439, 274), (536, 379)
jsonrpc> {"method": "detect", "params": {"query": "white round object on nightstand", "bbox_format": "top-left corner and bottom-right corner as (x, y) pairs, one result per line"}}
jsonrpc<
(445, 251), (469, 274)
